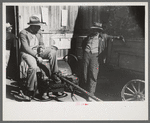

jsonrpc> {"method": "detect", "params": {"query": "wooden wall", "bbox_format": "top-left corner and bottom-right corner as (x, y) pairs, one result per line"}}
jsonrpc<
(18, 5), (145, 73)
(18, 6), (78, 59)
(72, 6), (145, 73)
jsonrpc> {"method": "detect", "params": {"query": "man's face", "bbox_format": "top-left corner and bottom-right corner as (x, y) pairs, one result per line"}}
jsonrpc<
(93, 28), (102, 32)
(91, 28), (102, 35)
(31, 25), (41, 33)
(6, 27), (12, 32)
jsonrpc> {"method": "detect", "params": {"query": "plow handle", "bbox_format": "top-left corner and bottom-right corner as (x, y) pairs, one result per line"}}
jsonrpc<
(58, 75), (102, 102)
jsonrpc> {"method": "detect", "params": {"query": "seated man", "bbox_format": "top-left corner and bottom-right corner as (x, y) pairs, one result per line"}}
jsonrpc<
(19, 15), (61, 100)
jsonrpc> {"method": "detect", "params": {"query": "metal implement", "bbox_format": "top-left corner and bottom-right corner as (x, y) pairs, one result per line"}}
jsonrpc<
(57, 74), (103, 102)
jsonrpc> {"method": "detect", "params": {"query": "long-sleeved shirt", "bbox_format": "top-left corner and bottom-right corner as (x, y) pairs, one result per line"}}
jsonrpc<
(82, 32), (114, 54)
(19, 27), (44, 57)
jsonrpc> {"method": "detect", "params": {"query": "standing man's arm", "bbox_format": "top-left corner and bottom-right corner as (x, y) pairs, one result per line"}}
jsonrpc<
(105, 34), (125, 43)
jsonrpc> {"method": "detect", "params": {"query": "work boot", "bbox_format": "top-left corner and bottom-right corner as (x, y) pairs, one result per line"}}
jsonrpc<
(85, 92), (95, 102)
(15, 90), (31, 101)
(18, 90), (33, 101)
(86, 97), (95, 102)
(42, 92), (49, 100)
(51, 73), (61, 84)
(53, 92), (66, 98)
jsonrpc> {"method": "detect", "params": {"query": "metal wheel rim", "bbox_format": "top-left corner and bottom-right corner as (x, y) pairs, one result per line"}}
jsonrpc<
(121, 79), (145, 101)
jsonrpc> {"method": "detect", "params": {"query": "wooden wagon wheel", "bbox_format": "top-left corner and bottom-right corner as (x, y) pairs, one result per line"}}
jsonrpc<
(121, 79), (145, 101)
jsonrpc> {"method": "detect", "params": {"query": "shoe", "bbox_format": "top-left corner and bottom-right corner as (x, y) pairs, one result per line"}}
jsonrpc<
(47, 92), (57, 98)
(51, 74), (61, 84)
(14, 92), (31, 101)
(14, 94), (31, 102)
(41, 92), (49, 100)
(85, 96), (94, 102)
(53, 92), (67, 98)
(22, 95), (32, 101)
(86, 97), (92, 102)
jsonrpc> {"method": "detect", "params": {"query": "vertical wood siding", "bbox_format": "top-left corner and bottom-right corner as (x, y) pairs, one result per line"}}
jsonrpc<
(18, 6), (144, 72)
(18, 6), (78, 59)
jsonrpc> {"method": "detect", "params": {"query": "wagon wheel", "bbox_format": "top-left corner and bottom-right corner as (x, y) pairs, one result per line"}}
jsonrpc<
(121, 79), (145, 101)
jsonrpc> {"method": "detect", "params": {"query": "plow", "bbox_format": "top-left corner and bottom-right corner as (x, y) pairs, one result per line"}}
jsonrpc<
(16, 53), (145, 102)
(17, 54), (102, 102)
(57, 74), (102, 101)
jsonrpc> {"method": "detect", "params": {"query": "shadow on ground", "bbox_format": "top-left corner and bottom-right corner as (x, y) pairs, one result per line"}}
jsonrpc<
(6, 65), (144, 102)
(95, 65), (144, 101)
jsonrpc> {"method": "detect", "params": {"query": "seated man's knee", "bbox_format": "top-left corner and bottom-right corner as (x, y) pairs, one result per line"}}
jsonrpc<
(51, 49), (57, 55)
(48, 51), (56, 60)
(29, 64), (39, 72)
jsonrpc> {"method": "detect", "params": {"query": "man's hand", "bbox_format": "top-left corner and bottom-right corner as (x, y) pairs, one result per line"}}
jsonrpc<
(36, 56), (43, 64)
(37, 46), (45, 55)
(119, 35), (125, 43)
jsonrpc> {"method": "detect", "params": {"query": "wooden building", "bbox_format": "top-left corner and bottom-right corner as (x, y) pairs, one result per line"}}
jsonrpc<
(6, 5), (145, 80)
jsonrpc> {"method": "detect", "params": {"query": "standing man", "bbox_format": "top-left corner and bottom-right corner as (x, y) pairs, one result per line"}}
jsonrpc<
(6, 23), (16, 69)
(6, 23), (17, 79)
(19, 15), (61, 100)
(81, 22), (125, 101)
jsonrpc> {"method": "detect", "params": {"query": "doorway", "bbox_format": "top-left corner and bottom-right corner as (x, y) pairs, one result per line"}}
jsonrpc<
(6, 6), (19, 80)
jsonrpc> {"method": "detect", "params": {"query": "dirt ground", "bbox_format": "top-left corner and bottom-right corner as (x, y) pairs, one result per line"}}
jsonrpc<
(5, 64), (144, 102)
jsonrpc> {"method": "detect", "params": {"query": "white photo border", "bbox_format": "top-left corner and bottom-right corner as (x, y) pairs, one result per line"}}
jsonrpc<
(2, 2), (149, 121)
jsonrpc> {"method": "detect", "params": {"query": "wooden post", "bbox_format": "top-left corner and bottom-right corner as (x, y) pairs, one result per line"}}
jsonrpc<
(14, 6), (20, 81)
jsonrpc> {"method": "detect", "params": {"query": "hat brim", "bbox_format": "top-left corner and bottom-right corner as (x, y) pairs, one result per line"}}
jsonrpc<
(51, 45), (58, 50)
(90, 26), (103, 30)
(27, 22), (46, 26)
(6, 25), (12, 28)
(6, 26), (12, 28)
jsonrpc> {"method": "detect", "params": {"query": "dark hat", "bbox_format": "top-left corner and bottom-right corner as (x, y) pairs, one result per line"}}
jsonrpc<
(27, 15), (46, 25)
(90, 22), (103, 30)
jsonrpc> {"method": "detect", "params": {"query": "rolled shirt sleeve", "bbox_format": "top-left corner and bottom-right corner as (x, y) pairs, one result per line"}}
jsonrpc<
(104, 34), (120, 42)
(103, 34), (114, 42)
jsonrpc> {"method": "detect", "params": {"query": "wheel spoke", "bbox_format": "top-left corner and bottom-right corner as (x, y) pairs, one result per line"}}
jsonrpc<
(126, 87), (135, 94)
(126, 97), (135, 101)
(138, 82), (141, 93)
(131, 83), (137, 93)
(124, 93), (134, 96)
(122, 80), (145, 101)
(142, 97), (145, 101)
(141, 88), (145, 94)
